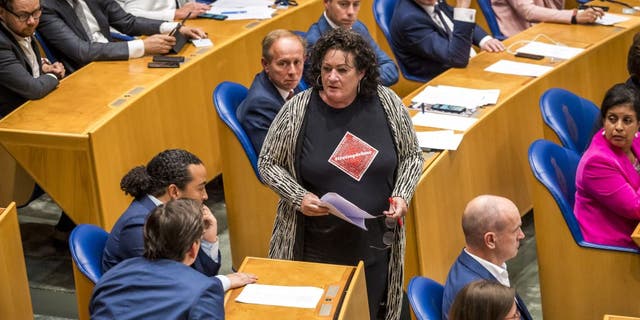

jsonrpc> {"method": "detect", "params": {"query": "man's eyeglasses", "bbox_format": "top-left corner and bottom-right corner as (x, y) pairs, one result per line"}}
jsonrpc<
(2, 6), (42, 22)
(370, 215), (399, 250)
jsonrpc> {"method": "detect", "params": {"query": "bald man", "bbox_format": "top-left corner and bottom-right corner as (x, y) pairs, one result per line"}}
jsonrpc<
(441, 195), (532, 320)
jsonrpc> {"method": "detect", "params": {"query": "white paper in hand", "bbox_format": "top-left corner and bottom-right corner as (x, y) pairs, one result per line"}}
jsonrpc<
(320, 192), (377, 230)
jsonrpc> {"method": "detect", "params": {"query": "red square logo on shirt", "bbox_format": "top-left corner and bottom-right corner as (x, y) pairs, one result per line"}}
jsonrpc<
(328, 132), (379, 181)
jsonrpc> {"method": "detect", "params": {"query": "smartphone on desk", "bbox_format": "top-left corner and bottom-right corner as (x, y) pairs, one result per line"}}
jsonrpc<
(431, 104), (466, 114)
(153, 55), (184, 63)
(148, 61), (180, 68)
(199, 13), (228, 20)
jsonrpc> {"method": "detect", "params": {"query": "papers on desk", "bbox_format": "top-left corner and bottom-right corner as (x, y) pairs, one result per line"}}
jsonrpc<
(211, 0), (272, 8)
(595, 13), (630, 26)
(416, 130), (464, 151)
(236, 284), (324, 309)
(208, 0), (275, 20)
(320, 192), (377, 230)
(412, 112), (478, 131)
(410, 85), (500, 109)
(515, 41), (584, 60)
(485, 60), (553, 77)
(191, 38), (213, 47)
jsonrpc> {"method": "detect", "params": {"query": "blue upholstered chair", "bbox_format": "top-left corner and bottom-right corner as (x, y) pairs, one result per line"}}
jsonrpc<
(373, 0), (427, 82)
(110, 32), (134, 41)
(476, 0), (506, 40)
(539, 88), (600, 155)
(407, 276), (444, 320)
(528, 139), (640, 318)
(69, 224), (109, 284)
(213, 81), (260, 179)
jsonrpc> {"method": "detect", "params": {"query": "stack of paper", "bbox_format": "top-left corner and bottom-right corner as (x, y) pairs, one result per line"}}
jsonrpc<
(595, 13), (630, 26)
(485, 60), (553, 77)
(412, 112), (478, 131)
(208, 0), (275, 20)
(515, 41), (584, 60)
(410, 85), (500, 109)
(415, 130), (464, 151)
(236, 284), (324, 309)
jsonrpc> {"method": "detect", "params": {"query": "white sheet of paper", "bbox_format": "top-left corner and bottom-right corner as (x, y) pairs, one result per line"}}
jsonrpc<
(410, 85), (500, 108)
(320, 192), (376, 230)
(191, 38), (213, 47)
(411, 112), (478, 131)
(515, 41), (584, 60)
(210, 0), (272, 8)
(485, 60), (553, 77)
(595, 13), (630, 26)
(416, 130), (464, 151)
(206, 6), (275, 20)
(235, 284), (324, 309)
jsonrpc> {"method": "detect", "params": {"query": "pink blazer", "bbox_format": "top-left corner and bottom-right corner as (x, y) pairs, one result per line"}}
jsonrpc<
(491, 0), (572, 37)
(575, 128), (640, 249)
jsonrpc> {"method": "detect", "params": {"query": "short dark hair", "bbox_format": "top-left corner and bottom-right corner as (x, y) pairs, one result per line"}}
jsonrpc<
(628, 33), (640, 81)
(0, 0), (14, 11)
(600, 83), (640, 122)
(120, 149), (203, 199)
(307, 28), (379, 97)
(448, 280), (516, 320)
(143, 199), (203, 261)
(261, 29), (306, 62)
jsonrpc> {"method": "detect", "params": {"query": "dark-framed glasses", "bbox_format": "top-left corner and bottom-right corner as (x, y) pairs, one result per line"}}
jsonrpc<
(2, 6), (42, 22)
(370, 215), (399, 250)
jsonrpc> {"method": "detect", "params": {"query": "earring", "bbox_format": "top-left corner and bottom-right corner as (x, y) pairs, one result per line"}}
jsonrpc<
(636, 132), (639, 138)
(602, 130), (606, 136)
(357, 81), (361, 95)
(316, 75), (322, 87)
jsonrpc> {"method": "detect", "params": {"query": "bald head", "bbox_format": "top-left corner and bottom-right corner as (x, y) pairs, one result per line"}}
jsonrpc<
(462, 195), (519, 249)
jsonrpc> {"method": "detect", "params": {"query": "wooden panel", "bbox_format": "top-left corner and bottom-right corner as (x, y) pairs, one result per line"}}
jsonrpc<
(605, 316), (640, 320)
(72, 263), (94, 320)
(0, 146), (35, 207)
(0, 202), (33, 319)
(338, 261), (369, 320)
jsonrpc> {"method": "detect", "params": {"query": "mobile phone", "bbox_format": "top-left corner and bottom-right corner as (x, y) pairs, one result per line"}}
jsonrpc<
(153, 55), (185, 63)
(431, 104), (466, 114)
(199, 13), (228, 20)
(147, 61), (180, 68)
(515, 52), (545, 60)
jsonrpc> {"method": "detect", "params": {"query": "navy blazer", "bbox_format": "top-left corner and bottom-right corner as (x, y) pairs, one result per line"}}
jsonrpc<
(390, 0), (489, 82)
(442, 250), (532, 320)
(306, 15), (399, 86)
(236, 70), (300, 153)
(91, 257), (224, 320)
(102, 196), (221, 276)
(38, 0), (164, 73)
(0, 23), (58, 117)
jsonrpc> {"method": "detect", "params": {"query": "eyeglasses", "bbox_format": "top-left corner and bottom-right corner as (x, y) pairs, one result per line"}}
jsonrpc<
(2, 6), (42, 22)
(370, 215), (399, 250)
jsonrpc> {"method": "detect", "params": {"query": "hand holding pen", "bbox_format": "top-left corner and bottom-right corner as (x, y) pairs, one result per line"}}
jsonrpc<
(384, 197), (407, 227)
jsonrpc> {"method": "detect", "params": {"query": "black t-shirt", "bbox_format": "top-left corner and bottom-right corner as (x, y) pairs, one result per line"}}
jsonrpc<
(298, 90), (398, 266)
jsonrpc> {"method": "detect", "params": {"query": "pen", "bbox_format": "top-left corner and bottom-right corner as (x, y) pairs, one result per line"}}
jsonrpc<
(420, 103), (425, 114)
(221, 10), (247, 14)
(388, 197), (404, 227)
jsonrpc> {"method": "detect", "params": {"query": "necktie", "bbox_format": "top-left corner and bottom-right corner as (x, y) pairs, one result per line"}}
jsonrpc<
(434, 4), (452, 38)
(19, 38), (39, 77)
(286, 90), (294, 101)
(73, 0), (93, 40)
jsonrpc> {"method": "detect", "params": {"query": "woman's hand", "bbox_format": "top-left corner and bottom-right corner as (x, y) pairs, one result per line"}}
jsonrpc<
(383, 196), (407, 219)
(300, 193), (330, 216)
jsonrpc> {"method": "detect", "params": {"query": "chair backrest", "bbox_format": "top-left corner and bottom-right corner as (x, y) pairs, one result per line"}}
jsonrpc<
(213, 81), (261, 179)
(540, 88), (600, 155)
(373, 0), (427, 82)
(110, 32), (134, 41)
(69, 224), (109, 284)
(528, 139), (640, 253)
(476, 0), (506, 40)
(407, 276), (444, 320)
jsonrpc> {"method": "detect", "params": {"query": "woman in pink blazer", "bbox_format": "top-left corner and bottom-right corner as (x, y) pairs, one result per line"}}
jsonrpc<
(575, 83), (640, 249)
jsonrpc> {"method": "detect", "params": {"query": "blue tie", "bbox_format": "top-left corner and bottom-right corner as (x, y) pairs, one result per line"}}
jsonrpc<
(434, 4), (452, 38)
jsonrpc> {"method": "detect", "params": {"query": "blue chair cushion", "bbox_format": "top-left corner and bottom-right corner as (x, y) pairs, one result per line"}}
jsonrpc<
(476, 0), (506, 40)
(407, 276), (444, 320)
(69, 224), (109, 284)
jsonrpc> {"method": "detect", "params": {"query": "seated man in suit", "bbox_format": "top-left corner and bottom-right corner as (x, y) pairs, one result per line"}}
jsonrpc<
(237, 29), (305, 153)
(442, 195), (532, 320)
(306, 0), (398, 86)
(91, 199), (225, 319)
(115, 0), (210, 22)
(390, 0), (504, 82)
(36, 0), (206, 73)
(0, 0), (64, 117)
(492, 0), (603, 38)
(102, 149), (257, 290)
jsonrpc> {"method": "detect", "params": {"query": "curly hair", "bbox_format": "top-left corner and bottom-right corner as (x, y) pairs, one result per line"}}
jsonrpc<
(448, 280), (516, 320)
(120, 149), (203, 199)
(307, 28), (380, 97)
(143, 199), (204, 262)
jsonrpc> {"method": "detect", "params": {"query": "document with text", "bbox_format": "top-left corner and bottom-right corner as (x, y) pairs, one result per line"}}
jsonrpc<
(485, 60), (553, 77)
(236, 284), (324, 309)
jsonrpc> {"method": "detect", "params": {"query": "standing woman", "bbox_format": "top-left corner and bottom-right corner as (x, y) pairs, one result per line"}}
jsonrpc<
(258, 28), (424, 319)
(575, 83), (640, 249)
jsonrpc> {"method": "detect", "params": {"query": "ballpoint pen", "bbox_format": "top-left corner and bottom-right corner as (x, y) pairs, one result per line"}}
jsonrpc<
(388, 197), (403, 227)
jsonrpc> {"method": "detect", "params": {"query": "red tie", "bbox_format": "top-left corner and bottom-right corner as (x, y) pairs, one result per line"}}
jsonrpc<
(286, 90), (294, 101)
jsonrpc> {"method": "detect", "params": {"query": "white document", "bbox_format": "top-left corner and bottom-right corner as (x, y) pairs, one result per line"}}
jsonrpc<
(210, 0), (272, 8)
(595, 13), (630, 26)
(410, 85), (500, 109)
(485, 59), (553, 77)
(206, 6), (276, 20)
(320, 192), (377, 230)
(235, 284), (324, 309)
(416, 130), (464, 151)
(191, 38), (213, 47)
(411, 112), (478, 131)
(515, 41), (584, 60)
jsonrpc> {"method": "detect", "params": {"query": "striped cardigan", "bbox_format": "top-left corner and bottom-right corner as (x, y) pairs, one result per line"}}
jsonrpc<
(258, 85), (424, 320)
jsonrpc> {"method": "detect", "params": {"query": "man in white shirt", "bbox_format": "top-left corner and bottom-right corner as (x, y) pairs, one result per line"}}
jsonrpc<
(116, 0), (210, 22)
(37, 0), (206, 73)
(441, 195), (532, 320)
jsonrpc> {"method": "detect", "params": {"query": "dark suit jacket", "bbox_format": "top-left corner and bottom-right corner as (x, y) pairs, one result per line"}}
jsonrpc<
(101, 196), (221, 276)
(390, 0), (489, 82)
(305, 15), (399, 86)
(0, 23), (58, 117)
(442, 250), (532, 320)
(37, 0), (164, 73)
(236, 70), (300, 153)
(91, 257), (224, 320)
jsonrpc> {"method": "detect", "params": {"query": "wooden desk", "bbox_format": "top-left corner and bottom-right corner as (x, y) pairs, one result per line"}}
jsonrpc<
(224, 257), (368, 320)
(0, 202), (33, 319)
(0, 0), (323, 230)
(605, 315), (640, 320)
(401, 14), (640, 283)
